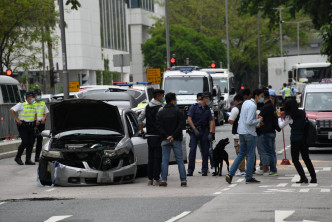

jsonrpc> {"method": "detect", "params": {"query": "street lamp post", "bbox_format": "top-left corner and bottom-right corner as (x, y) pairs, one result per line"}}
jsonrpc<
(257, 11), (261, 88)
(273, 7), (292, 57)
(165, 0), (170, 69)
(58, 0), (69, 100)
(283, 20), (311, 56)
(225, 0), (230, 70)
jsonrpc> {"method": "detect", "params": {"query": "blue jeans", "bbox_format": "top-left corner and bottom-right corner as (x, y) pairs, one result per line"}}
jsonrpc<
(261, 133), (277, 172)
(188, 128), (209, 174)
(257, 135), (269, 166)
(228, 134), (256, 180)
(161, 140), (187, 182)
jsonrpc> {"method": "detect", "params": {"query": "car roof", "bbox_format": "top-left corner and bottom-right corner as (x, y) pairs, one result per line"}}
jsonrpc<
(305, 83), (332, 92)
(293, 63), (331, 68)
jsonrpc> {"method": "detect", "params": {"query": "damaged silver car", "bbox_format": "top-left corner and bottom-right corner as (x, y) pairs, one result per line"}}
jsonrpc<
(38, 99), (137, 186)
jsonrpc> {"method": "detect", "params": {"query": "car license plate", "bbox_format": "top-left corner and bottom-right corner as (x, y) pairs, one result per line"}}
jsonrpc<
(328, 132), (332, 140)
(97, 171), (113, 183)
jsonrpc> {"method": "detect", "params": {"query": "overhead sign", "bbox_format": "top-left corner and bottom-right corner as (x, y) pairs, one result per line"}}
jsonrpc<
(69, 81), (80, 92)
(113, 54), (130, 67)
(146, 68), (161, 84)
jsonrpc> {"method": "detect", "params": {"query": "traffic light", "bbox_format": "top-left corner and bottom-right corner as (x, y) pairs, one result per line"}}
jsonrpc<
(170, 57), (176, 67)
(210, 61), (216, 68)
(6, 69), (13, 76)
(241, 85), (245, 90)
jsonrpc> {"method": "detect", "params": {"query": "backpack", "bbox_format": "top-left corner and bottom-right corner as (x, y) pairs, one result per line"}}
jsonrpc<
(304, 118), (316, 147)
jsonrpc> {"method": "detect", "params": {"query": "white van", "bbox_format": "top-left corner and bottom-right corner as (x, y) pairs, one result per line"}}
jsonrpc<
(0, 76), (24, 103)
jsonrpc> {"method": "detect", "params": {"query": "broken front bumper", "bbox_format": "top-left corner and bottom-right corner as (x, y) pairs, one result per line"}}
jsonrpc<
(48, 160), (137, 186)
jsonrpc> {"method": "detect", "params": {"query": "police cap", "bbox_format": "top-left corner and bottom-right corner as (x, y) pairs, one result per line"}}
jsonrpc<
(201, 91), (212, 99)
(25, 91), (34, 97)
(33, 89), (42, 95)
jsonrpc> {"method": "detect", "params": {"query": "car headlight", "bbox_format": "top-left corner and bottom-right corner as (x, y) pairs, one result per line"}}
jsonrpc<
(104, 147), (126, 157)
(42, 150), (63, 158)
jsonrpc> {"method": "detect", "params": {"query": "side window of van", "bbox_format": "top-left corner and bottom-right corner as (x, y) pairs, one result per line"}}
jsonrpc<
(0, 85), (22, 103)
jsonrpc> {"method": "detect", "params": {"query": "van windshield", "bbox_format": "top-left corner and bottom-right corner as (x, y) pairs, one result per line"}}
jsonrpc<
(297, 67), (332, 83)
(304, 92), (332, 112)
(213, 77), (228, 93)
(164, 77), (208, 95)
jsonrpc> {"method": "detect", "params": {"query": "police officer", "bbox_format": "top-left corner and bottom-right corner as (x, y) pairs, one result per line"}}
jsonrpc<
(10, 91), (37, 165)
(33, 89), (49, 162)
(187, 92), (215, 176)
(280, 83), (291, 100)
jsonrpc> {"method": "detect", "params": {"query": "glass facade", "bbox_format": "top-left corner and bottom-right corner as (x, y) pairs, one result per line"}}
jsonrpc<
(126, 0), (154, 12)
(99, 0), (127, 51)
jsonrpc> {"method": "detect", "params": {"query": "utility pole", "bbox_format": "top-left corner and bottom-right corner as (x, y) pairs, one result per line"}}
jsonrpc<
(58, 0), (69, 99)
(41, 28), (47, 93)
(165, 0), (170, 69)
(283, 20), (311, 56)
(273, 7), (292, 57)
(257, 11), (261, 88)
(225, 0), (230, 70)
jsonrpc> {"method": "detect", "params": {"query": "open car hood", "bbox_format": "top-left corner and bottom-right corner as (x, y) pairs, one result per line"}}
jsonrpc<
(50, 99), (124, 135)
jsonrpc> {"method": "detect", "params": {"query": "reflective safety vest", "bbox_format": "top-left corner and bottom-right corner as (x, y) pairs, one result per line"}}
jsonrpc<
(33, 101), (46, 118)
(284, 87), (291, 98)
(18, 102), (36, 121)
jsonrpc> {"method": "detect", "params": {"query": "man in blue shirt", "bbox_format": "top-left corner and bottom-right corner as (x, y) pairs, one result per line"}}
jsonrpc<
(187, 92), (215, 176)
(226, 89), (264, 184)
(268, 85), (276, 96)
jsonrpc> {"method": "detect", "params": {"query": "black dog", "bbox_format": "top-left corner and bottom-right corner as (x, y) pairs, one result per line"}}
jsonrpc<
(212, 138), (230, 176)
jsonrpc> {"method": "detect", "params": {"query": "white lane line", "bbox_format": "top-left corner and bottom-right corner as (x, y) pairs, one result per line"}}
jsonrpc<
(308, 184), (318, 187)
(291, 175), (300, 182)
(291, 184), (301, 187)
(165, 211), (191, 222)
(236, 178), (244, 183)
(320, 189), (330, 192)
(0, 202), (6, 205)
(275, 210), (295, 222)
(45, 188), (56, 192)
(222, 188), (230, 191)
(228, 184), (237, 188)
(44, 215), (72, 222)
(277, 177), (292, 180)
(299, 189), (310, 192)
(323, 167), (331, 171)
(277, 183), (288, 187)
(213, 192), (222, 195)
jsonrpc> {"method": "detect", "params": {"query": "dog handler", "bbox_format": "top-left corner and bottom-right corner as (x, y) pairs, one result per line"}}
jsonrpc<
(187, 92), (215, 176)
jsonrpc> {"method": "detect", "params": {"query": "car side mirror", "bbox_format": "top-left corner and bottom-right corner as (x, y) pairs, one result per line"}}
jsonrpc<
(212, 89), (217, 97)
(41, 130), (51, 138)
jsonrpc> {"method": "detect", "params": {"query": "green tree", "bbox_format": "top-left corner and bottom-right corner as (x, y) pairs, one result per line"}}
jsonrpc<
(0, 0), (58, 74)
(142, 20), (227, 70)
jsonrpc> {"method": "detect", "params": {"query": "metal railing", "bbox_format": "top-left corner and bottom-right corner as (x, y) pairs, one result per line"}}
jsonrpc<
(0, 103), (51, 139)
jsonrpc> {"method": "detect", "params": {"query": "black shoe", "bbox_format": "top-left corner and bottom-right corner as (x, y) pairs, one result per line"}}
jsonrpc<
(14, 158), (24, 165)
(25, 160), (35, 165)
(310, 178), (317, 183)
(187, 173), (193, 176)
(202, 172), (208, 176)
(296, 178), (308, 184)
(246, 178), (261, 184)
(35, 158), (40, 162)
(226, 174), (233, 184)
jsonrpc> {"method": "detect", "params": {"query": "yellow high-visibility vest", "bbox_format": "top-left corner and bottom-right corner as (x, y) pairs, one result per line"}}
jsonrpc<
(18, 102), (36, 121)
(33, 101), (46, 118)
(284, 87), (291, 98)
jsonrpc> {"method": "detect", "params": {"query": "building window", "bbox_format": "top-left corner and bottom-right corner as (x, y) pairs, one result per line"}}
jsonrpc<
(100, 0), (127, 51)
(127, 0), (154, 12)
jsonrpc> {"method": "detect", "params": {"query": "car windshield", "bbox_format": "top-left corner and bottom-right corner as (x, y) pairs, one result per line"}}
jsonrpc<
(55, 129), (121, 138)
(304, 92), (332, 112)
(164, 77), (208, 95)
(298, 67), (332, 83)
(213, 77), (228, 93)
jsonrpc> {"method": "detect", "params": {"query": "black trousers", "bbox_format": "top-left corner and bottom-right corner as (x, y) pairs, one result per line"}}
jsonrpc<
(16, 124), (35, 161)
(147, 136), (162, 180)
(291, 140), (316, 180)
(34, 123), (45, 160)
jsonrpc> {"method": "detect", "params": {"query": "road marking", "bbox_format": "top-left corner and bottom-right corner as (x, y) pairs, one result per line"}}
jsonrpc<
(322, 167), (331, 171)
(44, 215), (72, 222)
(213, 192), (222, 195)
(266, 189), (295, 193)
(45, 188), (56, 192)
(0, 202), (6, 205)
(308, 184), (318, 187)
(222, 188), (230, 191)
(277, 145), (290, 155)
(320, 189), (330, 192)
(291, 184), (301, 187)
(291, 175), (300, 182)
(278, 177), (292, 180)
(228, 184), (237, 188)
(277, 183), (288, 187)
(299, 189), (310, 192)
(236, 178), (244, 183)
(275, 210), (295, 222)
(165, 211), (191, 222)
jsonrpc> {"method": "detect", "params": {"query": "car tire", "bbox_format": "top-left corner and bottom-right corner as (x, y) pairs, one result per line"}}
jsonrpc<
(38, 156), (52, 186)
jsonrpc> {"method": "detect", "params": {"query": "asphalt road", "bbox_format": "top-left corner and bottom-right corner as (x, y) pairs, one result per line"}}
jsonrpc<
(0, 124), (331, 222)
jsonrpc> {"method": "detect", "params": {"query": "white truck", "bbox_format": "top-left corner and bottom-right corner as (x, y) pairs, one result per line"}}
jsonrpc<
(162, 67), (219, 125)
(201, 68), (235, 122)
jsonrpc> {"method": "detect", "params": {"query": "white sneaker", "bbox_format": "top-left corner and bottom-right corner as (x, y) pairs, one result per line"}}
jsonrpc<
(235, 172), (242, 176)
(240, 172), (246, 177)
(263, 172), (270, 176)
(211, 167), (215, 172)
(256, 170), (264, 175)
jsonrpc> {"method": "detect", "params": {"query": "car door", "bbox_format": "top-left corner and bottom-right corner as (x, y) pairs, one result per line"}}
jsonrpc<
(125, 111), (148, 166)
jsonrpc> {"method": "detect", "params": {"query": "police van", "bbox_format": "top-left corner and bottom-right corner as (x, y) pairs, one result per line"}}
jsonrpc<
(0, 75), (24, 103)
(162, 67), (219, 125)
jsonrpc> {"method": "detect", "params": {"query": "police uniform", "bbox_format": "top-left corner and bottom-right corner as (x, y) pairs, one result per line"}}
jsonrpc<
(33, 94), (49, 162)
(10, 92), (37, 165)
(281, 87), (291, 99)
(187, 101), (212, 175)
